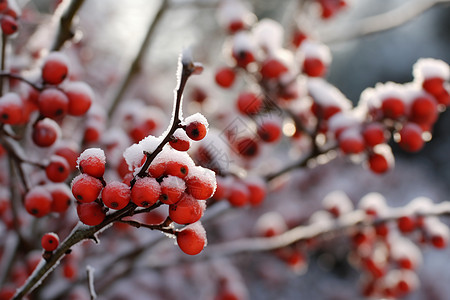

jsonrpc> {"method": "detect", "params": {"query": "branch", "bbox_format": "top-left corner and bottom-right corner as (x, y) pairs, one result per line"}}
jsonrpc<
(86, 265), (97, 300)
(107, 0), (168, 118)
(0, 33), (7, 95)
(0, 72), (43, 91)
(320, 0), (450, 43)
(51, 0), (86, 51)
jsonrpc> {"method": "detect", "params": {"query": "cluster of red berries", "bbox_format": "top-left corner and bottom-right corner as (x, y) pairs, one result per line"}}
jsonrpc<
(212, 175), (267, 207)
(0, 0), (20, 36)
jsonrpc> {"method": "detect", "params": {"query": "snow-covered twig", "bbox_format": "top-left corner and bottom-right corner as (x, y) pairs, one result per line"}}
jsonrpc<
(86, 265), (97, 300)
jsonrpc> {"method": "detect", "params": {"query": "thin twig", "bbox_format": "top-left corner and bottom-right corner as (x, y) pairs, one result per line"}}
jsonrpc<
(51, 0), (86, 51)
(0, 72), (43, 91)
(86, 265), (97, 300)
(107, 0), (168, 118)
(0, 33), (7, 95)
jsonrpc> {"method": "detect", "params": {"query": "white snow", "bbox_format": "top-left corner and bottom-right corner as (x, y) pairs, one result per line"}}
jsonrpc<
(252, 19), (284, 53)
(161, 175), (186, 193)
(299, 40), (332, 65)
(413, 58), (450, 81)
(77, 148), (106, 167)
(308, 78), (352, 110)
(322, 190), (354, 215)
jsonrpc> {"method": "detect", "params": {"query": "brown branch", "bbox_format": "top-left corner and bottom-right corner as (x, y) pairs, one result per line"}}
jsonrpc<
(0, 72), (43, 91)
(107, 0), (169, 118)
(51, 0), (86, 51)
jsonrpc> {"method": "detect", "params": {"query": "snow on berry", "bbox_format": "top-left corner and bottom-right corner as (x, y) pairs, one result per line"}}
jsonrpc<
(41, 52), (70, 85)
(322, 190), (354, 218)
(227, 180), (250, 207)
(123, 143), (145, 173)
(101, 181), (131, 210)
(252, 19), (284, 53)
(0, 92), (23, 124)
(216, 0), (255, 32)
(185, 165), (216, 200)
(424, 217), (449, 248)
(367, 144), (394, 174)
(62, 81), (94, 116)
(38, 88), (69, 119)
(308, 78), (352, 119)
(184, 112), (209, 141)
(160, 175), (186, 205)
(24, 186), (52, 217)
(169, 129), (191, 151)
(389, 235), (422, 270)
(176, 221), (207, 255)
(71, 174), (103, 203)
(41, 232), (60, 252)
(77, 148), (106, 178)
(32, 118), (61, 147)
(231, 31), (257, 68)
(45, 155), (70, 182)
(131, 177), (161, 207)
(255, 212), (288, 237)
(412, 58), (450, 82)
(358, 192), (388, 217)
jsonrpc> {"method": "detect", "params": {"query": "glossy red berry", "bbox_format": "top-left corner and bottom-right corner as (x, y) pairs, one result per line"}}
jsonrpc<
(338, 129), (365, 154)
(362, 123), (386, 147)
(397, 216), (416, 233)
(0, 93), (23, 124)
(186, 176), (215, 200)
(24, 186), (52, 217)
(165, 160), (189, 179)
(381, 97), (405, 119)
(260, 58), (288, 79)
(185, 118), (208, 141)
(49, 184), (72, 213)
(148, 162), (166, 178)
(409, 96), (438, 126)
(101, 181), (131, 210)
(32, 118), (60, 147)
(368, 152), (390, 174)
(215, 67), (236, 88)
(63, 81), (93, 116)
(246, 178), (266, 206)
(232, 49), (255, 68)
(169, 194), (205, 224)
(257, 120), (282, 143)
(38, 88), (69, 119)
(1, 15), (18, 35)
(160, 175), (185, 205)
(177, 223), (207, 255)
(41, 232), (59, 251)
(398, 123), (424, 152)
(46, 155), (70, 182)
(77, 148), (106, 178)
(237, 92), (262, 115)
(77, 202), (106, 226)
(131, 177), (161, 207)
(236, 137), (260, 158)
(303, 57), (326, 77)
(227, 181), (249, 207)
(169, 129), (191, 151)
(422, 77), (445, 95)
(71, 174), (103, 203)
(42, 52), (69, 85)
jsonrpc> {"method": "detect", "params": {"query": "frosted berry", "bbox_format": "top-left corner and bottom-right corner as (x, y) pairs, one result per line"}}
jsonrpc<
(169, 194), (205, 224)
(185, 121), (207, 141)
(338, 129), (365, 154)
(41, 232), (59, 252)
(422, 77), (445, 95)
(101, 181), (131, 210)
(77, 148), (106, 178)
(215, 67), (236, 88)
(237, 92), (262, 115)
(77, 202), (106, 226)
(63, 81), (93, 116)
(186, 176), (215, 200)
(160, 175), (185, 205)
(0, 93), (23, 125)
(236, 137), (260, 158)
(49, 184), (72, 213)
(381, 97), (405, 119)
(83, 125), (102, 144)
(303, 57), (326, 77)
(42, 52), (69, 85)
(397, 216), (416, 233)
(232, 49), (255, 68)
(260, 58), (288, 79)
(169, 129), (191, 151)
(177, 223), (207, 255)
(398, 123), (424, 152)
(165, 160), (189, 179)
(24, 186), (52, 217)
(45, 155), (70, 182)
(409, 96), (438, 126)
(257, 121), (282, 143)
(32, 118), (60, 147)
(227, 181), (250, 207)
(38, 88), (69, 119)
(368, 152), (390, 174)
(131, 177), (161, 207)
(362, 123), (386, 147)
(1, 15), (18, 35)
(54, 144), (79, 171)
(71, 174), (103, 203)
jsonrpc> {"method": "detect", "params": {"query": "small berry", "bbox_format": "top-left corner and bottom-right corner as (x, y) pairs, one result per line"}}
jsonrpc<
(422, 77), (445, 95)
(236, 92), (262, 115)
(362, 123), (386, 147)
(76, 202), (106, 226)
(169, 129), (191, 151)
(260, 58), (288, 79)
(42, 52), (69, 85)
(148, 162), (166, 178)
(49, 184), (72, 213)
(169, 194), (205, 224)
(1, 15), (18, 35)
(77, 148), (106, 178)
(368, 152), (390, 174)
(176, 222), (207, 255)
(63, 81), (93, 116)
(131, 177), (161, 207)
(38, 88), (69, 119)
(338, 129), (365, 154)
(24, 186), (52, 217)
(246, 178), (266, 206)
(257, 121), (282, 143)
(232, 49), (255, 68)
(32, 118), (60, 147)
(381, 97), (405, 119)
(160, 175), (185, 205)
(101, 181), (131, 210)
(62, 261), (78, 280)
(303, 57), (326, 77)
(236, 137), (260, 158)
(185, 120), (207, 141)
(0, 93), (23, 125)
(186, 176), (215, 200)
(409, 96), (438, 126)
(215, 67), (236, 88)
(41, 232), (59, 251)
(71, 174), (103, 203)
(227, 181), (249, 207)
(397, 216), (416, 233)
(45, 155), (70, 182)
(165, 160), (189, 179)
(398, 123), (424, 152)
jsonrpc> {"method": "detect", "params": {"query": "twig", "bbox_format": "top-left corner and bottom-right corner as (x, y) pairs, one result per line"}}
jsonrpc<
(107, 0), (168, 118)
(51, 0), (86, 51)
(0, 33), (7, 95)
(0, 72), (43, 91)
(320, 0), (450, 43)
(86, 265), (97, 300)
(119, 219), (176, 235)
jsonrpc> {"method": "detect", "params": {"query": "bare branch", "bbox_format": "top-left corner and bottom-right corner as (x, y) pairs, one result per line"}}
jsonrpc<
(86, 265), (97, 300)
(51, 0), (86, 51)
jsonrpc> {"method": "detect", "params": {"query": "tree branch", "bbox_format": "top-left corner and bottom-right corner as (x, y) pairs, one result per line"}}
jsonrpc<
(51, 0), (86, 51)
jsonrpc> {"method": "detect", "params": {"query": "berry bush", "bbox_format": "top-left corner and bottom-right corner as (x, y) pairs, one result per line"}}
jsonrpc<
(0, 0), (450, 299)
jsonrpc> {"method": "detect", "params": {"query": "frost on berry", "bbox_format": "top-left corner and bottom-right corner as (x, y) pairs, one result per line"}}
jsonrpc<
(32, 118), (61, 147)
(176, 221), (207, 255)
(169, 194), (206, 224)
(71, 174), (103, 203)
(62, 81), (94, 116)
(24, 186), (52, 217)
(308, 78), (352, 120)
(0, 92), (24, 124)
(254, 212), (287, 237)
(38, 88), (69, 119)
(185, 166), (217, 200)
(184, 112), (209, 141)
(42, 52), (70, 85)
(160, 175), (186, 205)
(131, 177), (161, 207)
(358, 192), (388, 217)
(252, 19), (284, 53)
(322, 190), (353, 217)
(41, 232), (60, 252)
(101, 181), (131, 210)
(77, 148), (106, 178)
(46, 155), (71, 183)
(216, 0), (255, 32)
(412, 58), (450, 83)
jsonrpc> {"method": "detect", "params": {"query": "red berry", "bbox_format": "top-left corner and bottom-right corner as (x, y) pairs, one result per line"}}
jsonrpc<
(303, 57), (326, 77)
(165, 160), (189, 179)
(422, 77), (445, 95)
(1, 15), (18, 35)
(232, 49), (255, 68)
(42, 52), (69, 85)
(46, 155), (70, 182)
(227, 19), (245, 33)
(260, 58), (288, 79)
(54, 143), (79, 171)
(169, 194), (205, 224)
(148, 162), (166, 178)
(71, 174), (103, 203)
(397, 216), (416, 233)
(257, 120), (282, 143)
(76, 202), (106, 226)
(32, 118), (60, 147)
(409, 96), (438, 126)
(185, 118), (208, 141)
(431, 235), (447, 249)
(83, 123), (102, 144)
(211, 176), (230, 201)
(0, 93), (23, 124)
(339, 129), (365, 154)
(169, 129), (191, 151)
(236, 137), (260, 158)
(435, 89), (450, 106)
(246, 178), (266, 206)
(215, 67), (236, 88)
(101, 181), (131, 210)
(176, 223), (207, 255)
(398, 123), (424, 152)
(227, 181), (249, 207)
(381, 97), (405, 119)
(362, 123), (386, 147)
(24, 186), (52, 217)
(62, 261), (78, 280)
(77, 148), (106, 178)
(131, 177), (161, 207)
(236, 92), (262, 115)
(63, 81), (93, 116)
(38, 88), (69, 119)
(368, 152), (390, 174)
(49, 184), (72, 213)
(186, 176), (215, 200)
(292, 29), (307, 48)
(160, 175), (185, 205)
(41, 232), (59, 251)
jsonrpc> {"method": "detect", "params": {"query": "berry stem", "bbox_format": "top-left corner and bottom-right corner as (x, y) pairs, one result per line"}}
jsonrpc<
(118, 219), (177, 235)
(0, 72), (43, 91)
(51, 0), (86, 51)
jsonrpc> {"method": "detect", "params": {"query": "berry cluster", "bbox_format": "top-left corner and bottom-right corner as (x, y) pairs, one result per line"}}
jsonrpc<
(0, 0), (20, 36)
